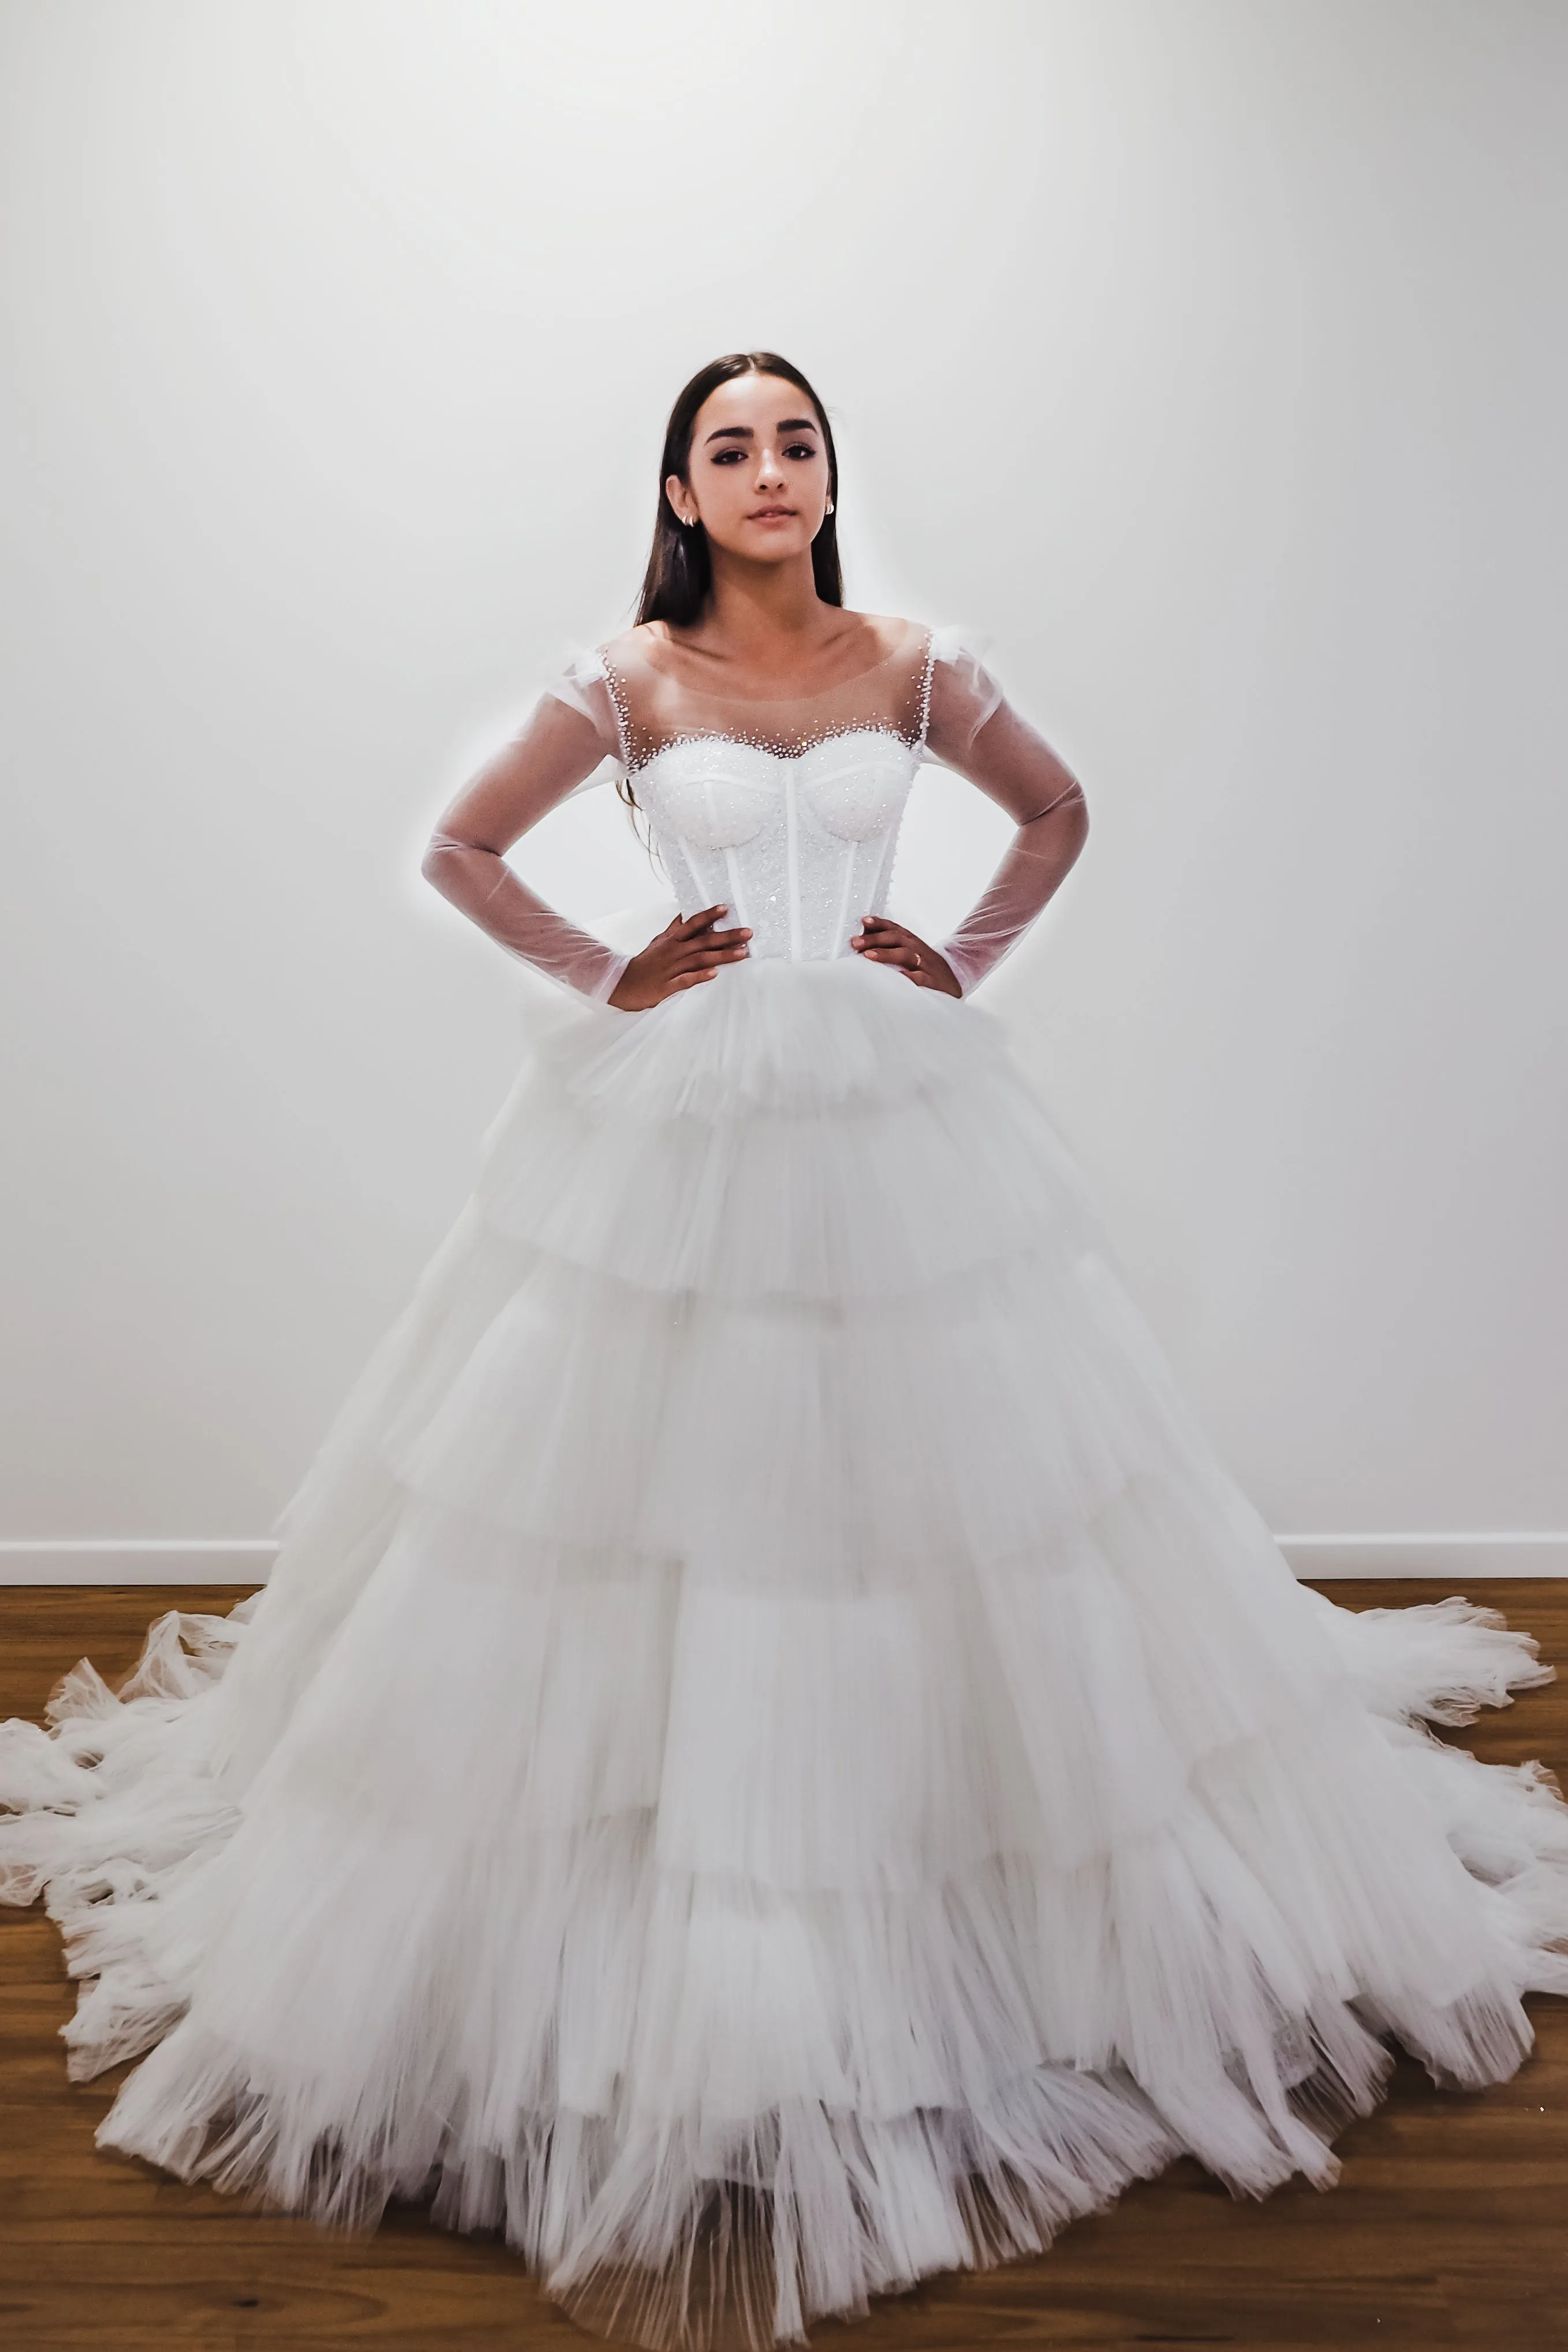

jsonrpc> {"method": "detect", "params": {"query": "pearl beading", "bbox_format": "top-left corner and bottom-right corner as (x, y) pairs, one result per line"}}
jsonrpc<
(599, 626), (941, 779)
(915, 626), (939, 755)
(621, 715), (917, 777)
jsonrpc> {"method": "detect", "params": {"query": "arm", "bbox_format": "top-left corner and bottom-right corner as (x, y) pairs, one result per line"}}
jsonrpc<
(926, 649), (1089, 995)
(421, 685), (632, 1005)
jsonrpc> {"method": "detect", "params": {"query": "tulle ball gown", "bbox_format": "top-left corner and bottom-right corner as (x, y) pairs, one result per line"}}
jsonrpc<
(3, 619), (1567, 2351)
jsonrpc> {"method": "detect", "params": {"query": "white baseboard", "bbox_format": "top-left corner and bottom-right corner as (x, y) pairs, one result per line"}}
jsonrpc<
(0, 1541), (279, 1586)
(1278, 1533), (1568, 1579)
(1, 1534), (1566, 1585)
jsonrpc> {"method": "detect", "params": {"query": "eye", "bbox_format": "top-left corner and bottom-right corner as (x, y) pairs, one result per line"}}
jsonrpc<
(711, 448), (744, 464)
(785, 442), (818, 460)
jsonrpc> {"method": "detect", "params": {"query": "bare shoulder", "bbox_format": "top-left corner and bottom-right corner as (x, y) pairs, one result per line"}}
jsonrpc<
(598, 621), (667, 670)
(846, 610), (931, 659)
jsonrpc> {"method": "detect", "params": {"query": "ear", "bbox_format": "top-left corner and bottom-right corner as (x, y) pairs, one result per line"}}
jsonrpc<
(665, 474), (696, 528)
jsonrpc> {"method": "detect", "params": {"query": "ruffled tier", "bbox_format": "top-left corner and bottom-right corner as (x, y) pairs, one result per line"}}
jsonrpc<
(3, 955), (1567, 2350)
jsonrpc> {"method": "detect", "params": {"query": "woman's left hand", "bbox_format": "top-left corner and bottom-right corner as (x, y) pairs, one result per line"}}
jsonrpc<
(850, 916), (962, 996)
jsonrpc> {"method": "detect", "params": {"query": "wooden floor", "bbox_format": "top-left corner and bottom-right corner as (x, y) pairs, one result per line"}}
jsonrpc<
(2, 1580), (1565, 2351)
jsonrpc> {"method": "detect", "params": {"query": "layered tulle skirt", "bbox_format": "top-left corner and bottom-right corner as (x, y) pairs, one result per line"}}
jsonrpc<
(3, 953), (1567, 2349)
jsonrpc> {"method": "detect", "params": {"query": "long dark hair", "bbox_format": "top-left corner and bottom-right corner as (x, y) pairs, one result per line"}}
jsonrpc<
(635, 352), (842, 628)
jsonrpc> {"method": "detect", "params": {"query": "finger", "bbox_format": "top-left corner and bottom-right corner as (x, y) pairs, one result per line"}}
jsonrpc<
(667, 969), (716, 991)
(675, 945), (749, 970)
(862, 946), (923, 969)
(673, 935), (751, 964)
(677, 904), (730, 935)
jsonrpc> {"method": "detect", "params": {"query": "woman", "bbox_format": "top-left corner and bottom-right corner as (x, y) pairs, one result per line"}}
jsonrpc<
(3, 350), (1566, 2352)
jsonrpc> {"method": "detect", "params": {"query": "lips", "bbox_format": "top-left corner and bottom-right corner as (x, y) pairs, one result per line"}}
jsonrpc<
(748, 507), (796, 520)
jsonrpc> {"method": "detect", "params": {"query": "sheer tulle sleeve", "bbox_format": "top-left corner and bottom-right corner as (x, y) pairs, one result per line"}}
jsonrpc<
(420, 652), (633, 1005)
(924, 629), (1089, 995)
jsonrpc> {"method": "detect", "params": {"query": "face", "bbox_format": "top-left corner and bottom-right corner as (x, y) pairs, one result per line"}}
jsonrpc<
(667, 373), (831, 565)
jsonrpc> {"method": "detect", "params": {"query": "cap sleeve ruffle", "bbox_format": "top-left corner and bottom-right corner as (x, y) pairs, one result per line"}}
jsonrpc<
(542, 645), (624, 776)
(925, 625), (1006, 760)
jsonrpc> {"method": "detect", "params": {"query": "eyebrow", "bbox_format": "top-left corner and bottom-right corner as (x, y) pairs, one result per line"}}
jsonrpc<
(703, 417), (820, 445)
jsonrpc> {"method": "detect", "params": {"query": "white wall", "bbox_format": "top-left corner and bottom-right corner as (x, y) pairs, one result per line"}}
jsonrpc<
(2, 0), (1565, 1578)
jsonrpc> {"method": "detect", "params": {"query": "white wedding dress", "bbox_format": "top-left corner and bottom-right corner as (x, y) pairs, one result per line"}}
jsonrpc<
(3, 619), (1567, 2351)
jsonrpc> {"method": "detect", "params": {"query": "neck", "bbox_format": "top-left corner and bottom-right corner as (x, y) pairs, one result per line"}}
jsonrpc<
(697, 548), (835, 658)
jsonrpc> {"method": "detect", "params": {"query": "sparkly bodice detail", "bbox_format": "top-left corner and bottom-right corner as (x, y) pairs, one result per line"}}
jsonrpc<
(629, 729), (923, 964)
(599, 629), (935, 966)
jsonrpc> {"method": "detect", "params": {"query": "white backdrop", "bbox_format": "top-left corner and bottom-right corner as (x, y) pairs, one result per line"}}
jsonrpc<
(2, 0), (1565, 1580)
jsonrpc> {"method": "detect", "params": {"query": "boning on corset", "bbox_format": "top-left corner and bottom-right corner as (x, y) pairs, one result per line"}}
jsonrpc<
(421, 625), (1087, 1000)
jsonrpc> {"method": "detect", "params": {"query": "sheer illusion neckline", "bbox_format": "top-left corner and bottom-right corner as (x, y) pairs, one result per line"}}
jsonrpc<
(599, 625), (939, 779)
(614, 619), (932, 707)
(619, 720), (924, 778)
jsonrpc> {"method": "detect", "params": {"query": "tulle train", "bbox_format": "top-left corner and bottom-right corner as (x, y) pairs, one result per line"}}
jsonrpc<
(3, 955), (1566, 2349)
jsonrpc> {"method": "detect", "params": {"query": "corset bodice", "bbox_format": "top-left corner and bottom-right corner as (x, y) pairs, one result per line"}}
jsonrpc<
(632, 727), (922, 964)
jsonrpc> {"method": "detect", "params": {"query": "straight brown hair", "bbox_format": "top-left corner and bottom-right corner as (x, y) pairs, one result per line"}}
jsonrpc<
(635, 352), (842, 628)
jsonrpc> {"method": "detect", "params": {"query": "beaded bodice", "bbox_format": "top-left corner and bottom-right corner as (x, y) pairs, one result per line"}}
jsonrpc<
(623, 731), (924, 964)
(597, 623), (934, 966)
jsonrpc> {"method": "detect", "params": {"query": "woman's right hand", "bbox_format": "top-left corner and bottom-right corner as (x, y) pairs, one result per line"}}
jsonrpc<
(608, 905), (752, 1010)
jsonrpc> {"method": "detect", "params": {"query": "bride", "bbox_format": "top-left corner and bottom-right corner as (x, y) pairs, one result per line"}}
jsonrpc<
(3, 350), (1567, 2352)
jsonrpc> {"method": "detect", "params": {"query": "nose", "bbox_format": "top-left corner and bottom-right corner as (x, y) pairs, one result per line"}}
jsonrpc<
(754, 443), (786, 489)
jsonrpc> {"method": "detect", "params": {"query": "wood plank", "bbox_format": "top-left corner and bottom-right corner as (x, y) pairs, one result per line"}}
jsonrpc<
(1, 1580), (1564, 2348)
